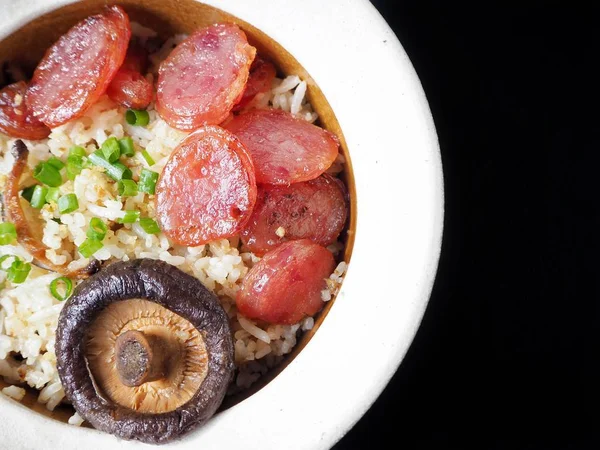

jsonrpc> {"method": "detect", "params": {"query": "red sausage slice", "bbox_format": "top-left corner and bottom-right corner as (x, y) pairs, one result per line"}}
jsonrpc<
(224, 109), (339, 185)
(156, 125), (257, 246)
(156, 24), (256, 131)
(0, 82), (50, 140)
(25, 6), (131, 127)
(121, 41), (149, 73)
(106, 68), (153, 109)
(237, 240), (335, 325)
(233, 57), (276, 111)
(241, 174), (348, 255)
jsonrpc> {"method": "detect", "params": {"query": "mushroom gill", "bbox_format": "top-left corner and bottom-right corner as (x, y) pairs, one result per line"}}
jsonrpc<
(85, 299), (208, 413)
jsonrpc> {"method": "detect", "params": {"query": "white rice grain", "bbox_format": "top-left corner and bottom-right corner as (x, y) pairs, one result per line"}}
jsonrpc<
(38, 380), (62, 403)
(238, 315), (271, 344)
(2, 385), (26, 401)
(68, 411), (85, 426)
(290, 81), (307, 115)
(302, 316), (315, 331)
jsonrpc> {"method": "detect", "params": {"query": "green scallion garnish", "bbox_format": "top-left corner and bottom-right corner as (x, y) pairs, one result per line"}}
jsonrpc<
(49, 276), (73, 301)
(47, 156), (65, 171)
(125, 109), (150, 126)
(78, 238), (103, 258)
(88, 151), (132, 181)
(101, 137), (121, 163)
(57, 194), (79, 214)
(45, 187), (60, 204)
(0, 254), (19, 269)
(21, 186), (36, 203)
(33, 162), (62, 187)
(118, 137), (135, 157)
(69, 146), (87, 157)
(0, 223), (17, 246)
(30, 185), (48, 209)
(6, 259), (31, 284)
(140, 149), (155, 166)
(139, 218), (160, 234)
(113, 162), (133, 181)
(118, 210), (141, 224)
(117, 179), (138, 197)
(87, 218), (107, 241)
(138, 169), (158, 194)
(66, 146), (88, 180)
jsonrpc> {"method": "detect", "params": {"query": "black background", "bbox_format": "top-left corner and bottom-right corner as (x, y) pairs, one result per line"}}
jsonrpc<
(335, 1), (599, 449)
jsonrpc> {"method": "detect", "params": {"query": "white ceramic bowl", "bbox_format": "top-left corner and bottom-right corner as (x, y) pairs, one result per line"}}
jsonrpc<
(0, 0), (443, 448)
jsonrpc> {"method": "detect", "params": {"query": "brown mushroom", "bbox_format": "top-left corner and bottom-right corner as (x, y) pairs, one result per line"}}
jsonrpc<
(56, 259), (234, 444)
(0, 140), (100, 278)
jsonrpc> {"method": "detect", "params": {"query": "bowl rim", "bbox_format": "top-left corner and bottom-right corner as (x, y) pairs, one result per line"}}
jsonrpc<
(0, 0), (444, 449)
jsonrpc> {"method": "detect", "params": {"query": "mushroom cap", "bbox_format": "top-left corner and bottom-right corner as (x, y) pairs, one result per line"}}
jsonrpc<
(56, 259), (235, 444)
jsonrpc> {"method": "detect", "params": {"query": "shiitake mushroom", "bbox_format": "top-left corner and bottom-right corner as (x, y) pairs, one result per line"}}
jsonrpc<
(56, 259), (235, 444)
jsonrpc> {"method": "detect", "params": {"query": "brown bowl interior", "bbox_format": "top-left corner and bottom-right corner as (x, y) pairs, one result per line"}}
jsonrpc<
(0, 0), (356, 424)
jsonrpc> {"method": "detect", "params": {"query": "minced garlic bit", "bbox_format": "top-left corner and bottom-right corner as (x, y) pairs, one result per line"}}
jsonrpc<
(13, 93), (23, 106)
(275, 227), (285, 238)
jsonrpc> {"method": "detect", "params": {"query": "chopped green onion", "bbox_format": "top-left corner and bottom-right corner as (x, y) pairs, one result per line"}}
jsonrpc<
(78, 238), (103, 258)
(66, 164), (81, 181)
(117, 179), (138, 197)
(101, 137), (121, 163)
(88, 150), (108, 166)
(47, 157), (65, 170)
(118, 210), (140, 224)
(21, 185), (36, 202)
(66, 147), (88, 180)
(87, 218), (107, 241)
(49, 277), (73, 301)
(57, 194), (79, 214)
(118, 137), (135, 157)
(138, 169), (158, 194)
(125, 109), (150, 126)
(30, 185), (48, 209)
(89, 151), (132, 181)
(113, 162), (133, 180)
(45, 187), (60, 204)
(33, 162), (62, 187)
(0, 223), (17, 245)
(69, 146), (87, 158)
(6, 259), (31, 284)
(139, 218), (160, 234)
(140, 149), (155, 166)
(0, 254), (19, 270)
